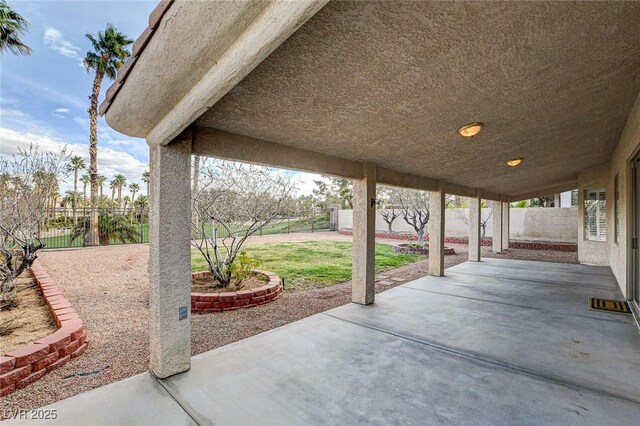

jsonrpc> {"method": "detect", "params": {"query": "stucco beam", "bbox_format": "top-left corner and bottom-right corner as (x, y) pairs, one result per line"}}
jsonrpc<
(509, 180), (578, 202)
(192, 126), (508, 201)
(143, 0), (329, 146)
(192, 126), (363, 179)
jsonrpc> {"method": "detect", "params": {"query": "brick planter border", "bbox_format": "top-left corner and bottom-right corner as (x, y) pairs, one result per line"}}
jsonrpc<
(191, 269), (282, 313)
(1, 260), (88, 397)
(392, 244), (456, 255)
(338, 230), (577, 252)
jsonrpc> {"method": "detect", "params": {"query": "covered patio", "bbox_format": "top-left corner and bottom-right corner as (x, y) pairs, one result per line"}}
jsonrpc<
(34, 0), (640, 423)
(10, 258), (640, 425)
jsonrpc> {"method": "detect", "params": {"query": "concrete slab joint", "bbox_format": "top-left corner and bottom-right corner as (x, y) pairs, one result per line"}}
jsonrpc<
(352, 163), (376, 305)
(148, 130), (193, 378)
(429, 184), (446, 276)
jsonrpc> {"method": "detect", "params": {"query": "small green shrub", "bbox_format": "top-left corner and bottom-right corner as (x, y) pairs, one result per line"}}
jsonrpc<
(230, 251), (259, 282)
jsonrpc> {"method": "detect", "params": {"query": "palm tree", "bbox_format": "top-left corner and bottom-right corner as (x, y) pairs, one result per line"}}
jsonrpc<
(97, 174), (106, 197)
(135, 195), (148, 209)
(141, 170), (150, 196)
(129, 182), (139, 204)
(71, 212), (140, 246)
(84, 24), (133, 245)
(67, 156), (85, 225)
(128, 182), (140, 222)
(81, 174), (90, 204)
(109, 178), (117, 207)
(112, 174), (126, 209)
(0, 0), (31, 56)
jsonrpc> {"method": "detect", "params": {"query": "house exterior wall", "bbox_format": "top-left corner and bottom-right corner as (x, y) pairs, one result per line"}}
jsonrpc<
(337, 207), (578, 243)
(600, 93), (640, 298)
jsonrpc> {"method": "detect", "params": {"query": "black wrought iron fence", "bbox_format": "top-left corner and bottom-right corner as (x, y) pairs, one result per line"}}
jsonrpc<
(39, 207), (149, 249)
(39, 207), (332, 249)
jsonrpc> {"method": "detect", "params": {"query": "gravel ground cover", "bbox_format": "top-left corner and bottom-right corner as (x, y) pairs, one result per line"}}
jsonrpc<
(1, 233), (577, 415)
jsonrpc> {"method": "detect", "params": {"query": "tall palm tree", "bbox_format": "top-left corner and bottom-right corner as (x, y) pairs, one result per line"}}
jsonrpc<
(81, 174), (90, 204)
(113, 174), (126, 210)
(84, 24), (133, 245)
(129, 182), (139, 204)
(128, 182), (139, 222)
(109, 179), (117, 207)
(0, 0), (31, 56)
(141, 170), (150, 196)
(97, 174), (106, 197)
(67, 156), (85, 225)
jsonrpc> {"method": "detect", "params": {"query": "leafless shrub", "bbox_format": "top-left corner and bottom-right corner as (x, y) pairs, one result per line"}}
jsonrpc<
(0, 145), (69, 297)
(191, 160), (295, 288)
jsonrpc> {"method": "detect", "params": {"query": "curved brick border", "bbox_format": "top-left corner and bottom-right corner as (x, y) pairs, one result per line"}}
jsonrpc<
(392, 244), (456, 255)
(338, 230), (577, 252)
(0, 260), (88, 397)
(191, 269), (282, 314)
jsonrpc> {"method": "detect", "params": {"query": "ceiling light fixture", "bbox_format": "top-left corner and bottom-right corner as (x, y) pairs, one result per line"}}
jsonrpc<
(457, 122), (484, 138)
(506, 158), (523, 167)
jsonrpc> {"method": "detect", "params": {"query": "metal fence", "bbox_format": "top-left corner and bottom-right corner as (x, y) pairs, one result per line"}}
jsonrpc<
(39, 207), (148, 249)
(39, 207), (332, 249)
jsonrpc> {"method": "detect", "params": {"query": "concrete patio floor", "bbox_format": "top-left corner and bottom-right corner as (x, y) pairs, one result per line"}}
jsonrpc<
(7, 258), (640, 425)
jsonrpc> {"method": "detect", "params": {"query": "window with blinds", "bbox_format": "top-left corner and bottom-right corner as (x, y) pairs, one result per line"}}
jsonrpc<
(584, 189), (606, 242)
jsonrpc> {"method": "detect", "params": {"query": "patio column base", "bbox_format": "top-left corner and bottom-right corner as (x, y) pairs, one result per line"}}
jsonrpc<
(149, 130), (192, 378)
(352, 163), (376, 305)
(429, 184), (445, 276)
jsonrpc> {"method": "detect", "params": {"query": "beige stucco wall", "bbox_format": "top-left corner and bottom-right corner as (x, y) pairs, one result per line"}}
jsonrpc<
(337, 207), (577, 243)
(577, 163), (611, 267)
(601, 93), (640, 298)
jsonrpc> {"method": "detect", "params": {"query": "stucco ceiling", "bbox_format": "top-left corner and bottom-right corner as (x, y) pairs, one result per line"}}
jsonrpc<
(196, 1), (640, 196)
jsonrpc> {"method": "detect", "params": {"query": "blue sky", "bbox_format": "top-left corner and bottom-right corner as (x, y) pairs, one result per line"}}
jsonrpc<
(0, 0), (320, 195)
(1, 1), (161, 195)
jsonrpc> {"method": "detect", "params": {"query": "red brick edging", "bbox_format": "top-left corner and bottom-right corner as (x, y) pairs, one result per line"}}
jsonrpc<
(337, 230), (577, 252)
(191, 269), (283, 313)
(0, 260), (88, 397)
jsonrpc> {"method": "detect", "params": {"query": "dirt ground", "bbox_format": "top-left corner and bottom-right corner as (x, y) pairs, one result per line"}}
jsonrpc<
(1, 232), (578, 414)
(0, 273), (57, 354)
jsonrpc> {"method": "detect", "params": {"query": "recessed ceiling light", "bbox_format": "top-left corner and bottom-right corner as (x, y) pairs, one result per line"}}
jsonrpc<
(457, 122), (484, 138)
(506, 158), (523, 167)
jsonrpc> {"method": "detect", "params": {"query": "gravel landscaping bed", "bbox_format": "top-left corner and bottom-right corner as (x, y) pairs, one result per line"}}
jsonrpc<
(1, 234), (578, 415)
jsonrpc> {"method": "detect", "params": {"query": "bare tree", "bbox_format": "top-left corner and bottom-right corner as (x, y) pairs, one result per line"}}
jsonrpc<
(391, 188), (430, 246)
(455, 203), (493, 239)
(191, 161), (295, 288)
(377, 186), (401, 233)
(0, 145), (69, 307)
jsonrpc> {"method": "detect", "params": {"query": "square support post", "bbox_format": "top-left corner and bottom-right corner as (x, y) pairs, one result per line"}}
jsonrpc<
(429, 184), (446, 276)
(491, 200), (503, 253)
(502, 201), (510, 250)
(352, 163), (376, 305)
(468, 194), (482, 262)
(148, 131), (192, 378)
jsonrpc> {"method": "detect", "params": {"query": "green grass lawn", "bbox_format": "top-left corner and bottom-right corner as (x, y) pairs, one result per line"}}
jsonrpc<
(191, 241), (421, 291)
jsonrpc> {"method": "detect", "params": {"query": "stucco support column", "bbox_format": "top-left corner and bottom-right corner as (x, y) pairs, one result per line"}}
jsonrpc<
(468, 194), (482, 262)
(492, 200), (503, 253)
(148, 131), (192, 378)
(352, 163), (376, 305)
(502, 201), (510, 250)
(429, 184), (446, 276)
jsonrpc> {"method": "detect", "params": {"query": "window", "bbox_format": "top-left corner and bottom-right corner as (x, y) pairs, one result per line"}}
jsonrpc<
(584, 189), (606, 241)
(571, 190), (578, 207)
(614, 175), (620, 244)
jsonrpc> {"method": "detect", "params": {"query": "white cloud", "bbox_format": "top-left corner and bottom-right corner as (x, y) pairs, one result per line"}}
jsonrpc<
(43, 27), (81, 59)
(0, 108), (27, 118)
(54, 108), (70, 114)
(0, 127), (149, 194)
